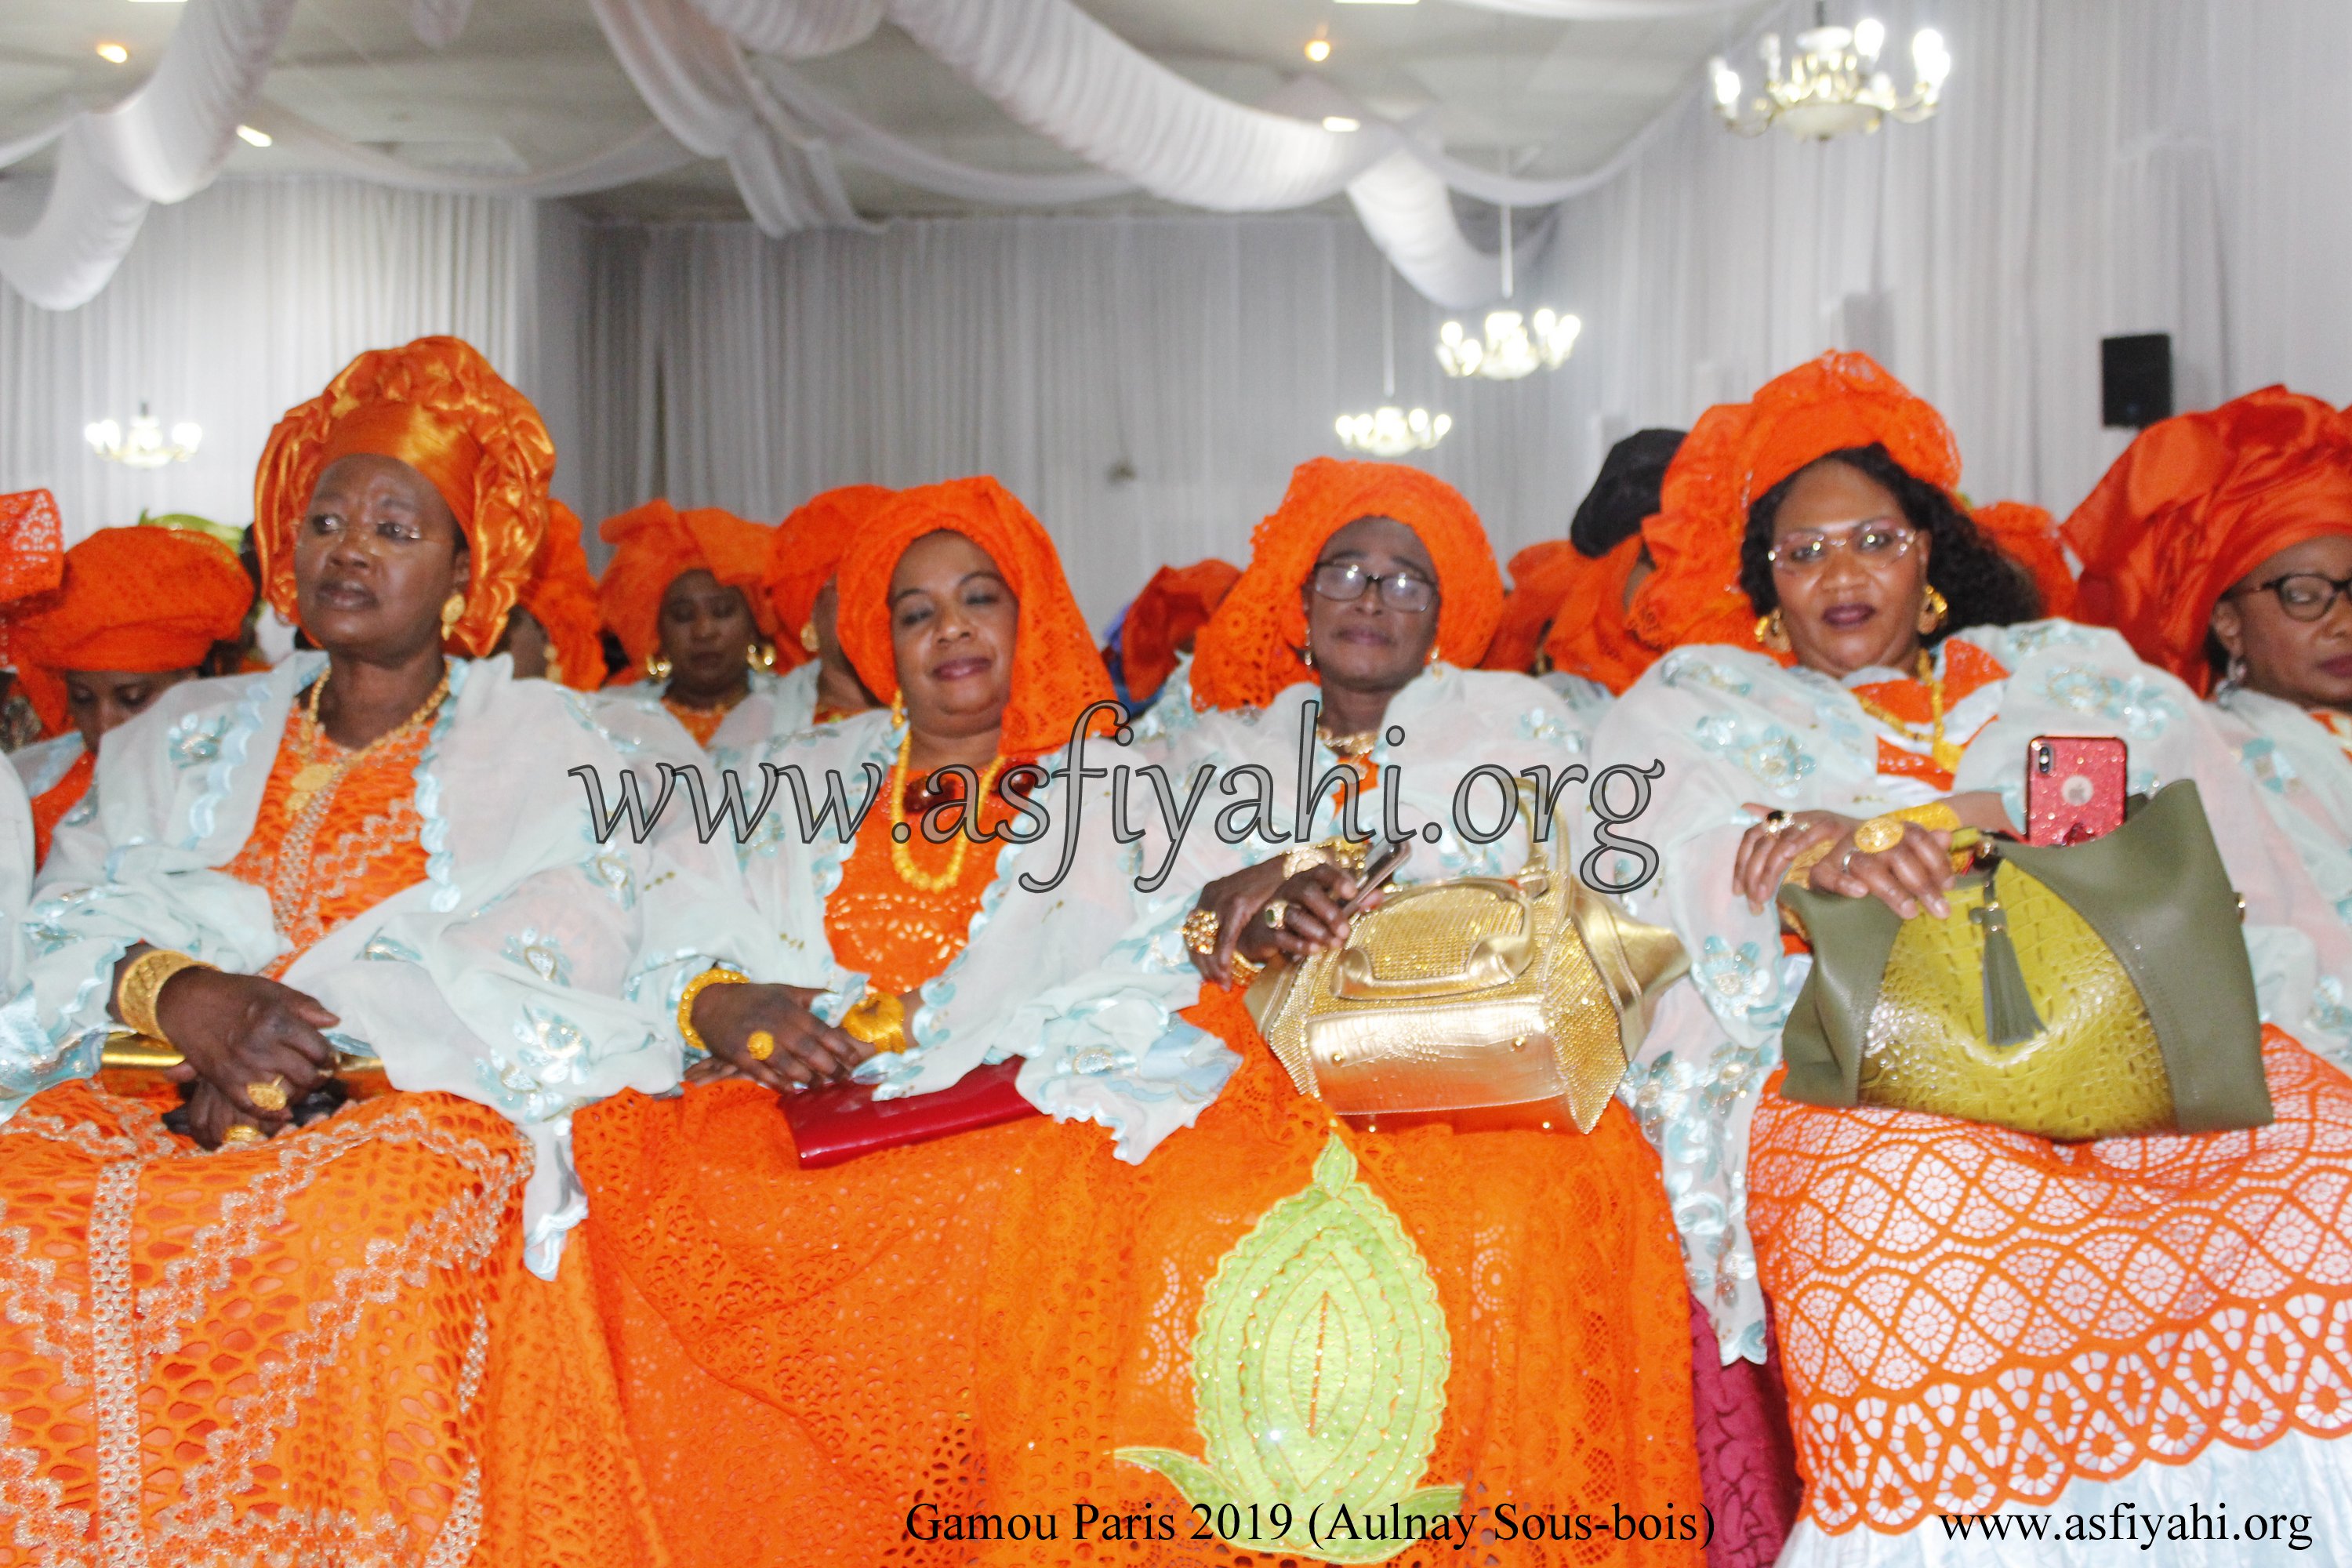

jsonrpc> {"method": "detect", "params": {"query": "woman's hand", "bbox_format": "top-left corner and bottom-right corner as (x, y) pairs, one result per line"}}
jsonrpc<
(689, 981), (868, 1093)
(151, 967), (339, 1127)
(1808, 821), (1957, 920)
(177, 1079), (274, 1150)
(1734, 804), (1861, 914)
(1187, 859), (1291, 982)
(1234, 862), (1378, 964)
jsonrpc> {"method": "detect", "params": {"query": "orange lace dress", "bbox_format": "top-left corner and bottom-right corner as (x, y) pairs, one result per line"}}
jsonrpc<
(575, 788), (1703, 1566)
(1744, 659), (2352, 1536)
(0, 707), (662, 1567)
(662, 695), (735, 748)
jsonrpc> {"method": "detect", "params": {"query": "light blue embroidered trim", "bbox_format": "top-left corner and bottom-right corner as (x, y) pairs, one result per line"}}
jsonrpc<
(182, 672), (278, 851)
(416, 662), (466, 913)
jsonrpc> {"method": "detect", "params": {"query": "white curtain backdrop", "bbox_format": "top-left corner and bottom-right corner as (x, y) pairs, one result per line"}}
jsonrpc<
(578, 213), (1596, 622)
(1537, 0), (2352, 523)
(0, 177), (586, 541)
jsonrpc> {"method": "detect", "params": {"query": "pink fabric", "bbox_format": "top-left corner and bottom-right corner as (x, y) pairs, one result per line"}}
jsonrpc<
(1687, 1294), (1800, 1568)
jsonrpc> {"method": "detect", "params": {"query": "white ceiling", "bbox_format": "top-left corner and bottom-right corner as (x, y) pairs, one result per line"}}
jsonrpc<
(2, 0), (1770, 222)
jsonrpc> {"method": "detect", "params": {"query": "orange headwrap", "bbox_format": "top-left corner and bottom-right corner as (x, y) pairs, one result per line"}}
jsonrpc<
(8, 525), (252, 735)
(0, 491), (67, 712)
(1542, 535), (1660, 693)
(1480, 541), (1581, 676)
(1191, 458), (1506, 712)
(1120, 558), (1240, 703)
(765, 485), (896, 670)
(2064, 387), (2352, 692)
(254, 336), (553, 658)
(1973, 501), (2077, 622)
(597, 499), (779, 674)
(833, 477), (1113, 760)
(506, 501), (606, 691)
(1630, 352), (2053, 662)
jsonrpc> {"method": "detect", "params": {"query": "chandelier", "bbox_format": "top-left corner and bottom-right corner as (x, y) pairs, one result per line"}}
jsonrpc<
(85, 404), (202, 468)
(1710, 5), (1949, 141)
(1336, 406), (1452, 456)
(1338, 267), (1453, 456)
(1437, 308), (1580, 380)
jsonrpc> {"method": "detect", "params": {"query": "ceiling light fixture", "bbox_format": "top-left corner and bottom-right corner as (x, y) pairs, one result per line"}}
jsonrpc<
(95, 42), (130, 64)
(1322, 116), (1361, 133)
(1708, 3), (1949, 140)
(1339, 268), (1452, 457)
(85, 404), (202, 469)
(236, 125), (273, 147)
(1305, 30), (1332, 64)
(1433, 188), (1581, 380)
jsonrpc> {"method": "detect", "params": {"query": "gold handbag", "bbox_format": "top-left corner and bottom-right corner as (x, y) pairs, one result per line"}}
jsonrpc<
(1244, 789), (1688, 1134)
(99, 1033), (392, 1100)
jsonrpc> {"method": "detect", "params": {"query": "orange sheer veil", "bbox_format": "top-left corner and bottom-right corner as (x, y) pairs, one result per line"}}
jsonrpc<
(254, 336), (552, 658)
(832, 477), (1114, 760)
(2064, 387), (2352, 691)
(1190, 457), (1505, 711)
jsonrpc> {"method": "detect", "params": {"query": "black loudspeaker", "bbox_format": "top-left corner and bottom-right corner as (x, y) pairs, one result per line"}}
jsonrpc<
(2102, 334), (2173, 428)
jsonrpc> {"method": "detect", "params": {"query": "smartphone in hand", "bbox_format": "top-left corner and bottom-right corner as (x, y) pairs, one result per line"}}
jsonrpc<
(2024, 736), (2128, 846)
(1338, 838), (1413, 920)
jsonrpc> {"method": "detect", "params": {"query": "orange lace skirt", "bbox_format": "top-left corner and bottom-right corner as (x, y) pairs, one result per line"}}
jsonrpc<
(0, 1080), (663, 1568)
(1749, 1029), (2352, 1534)
(573, 985), (1704, 1567)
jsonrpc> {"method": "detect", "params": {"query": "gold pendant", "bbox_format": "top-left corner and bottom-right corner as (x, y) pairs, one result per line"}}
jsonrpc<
(285, 761), (339, 815)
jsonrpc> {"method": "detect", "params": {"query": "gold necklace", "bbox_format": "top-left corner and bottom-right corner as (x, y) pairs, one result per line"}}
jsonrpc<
(1316, 724), (1379, 760)
(288, 663), (452, 818)
(1851, 649), (1962, 774)
(887, 729), (1007, 894)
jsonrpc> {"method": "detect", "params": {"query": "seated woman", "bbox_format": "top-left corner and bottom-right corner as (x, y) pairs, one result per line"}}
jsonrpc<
(8, 524), (252, 863)
(595, 497), (784, 752)
(763, 483), (893, 732)
(491, 498), (608, 688)
(0, 337), (763, 1563)
(2067, 387), (2352, 954)
(1599, 353), (2352, 1560)
(574, 476), (1240, 1566)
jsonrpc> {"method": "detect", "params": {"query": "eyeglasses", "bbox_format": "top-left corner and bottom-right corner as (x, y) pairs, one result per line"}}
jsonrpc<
(1311, 561), (1438, 613)
(1766, 521), (1918, 574)
(2230, 572), (2352, 622)
(303, 511), (432, 546)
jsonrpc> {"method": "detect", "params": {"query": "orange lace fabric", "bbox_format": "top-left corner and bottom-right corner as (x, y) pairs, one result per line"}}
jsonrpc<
(661, 697), (732, 749)
(826, 784), (1010, 994)
(1848, 639), (2007, 792)
(575, 910), (1703, 1566)
(1748, 1030), (2352, 1533)
(223, 705), (430, 974)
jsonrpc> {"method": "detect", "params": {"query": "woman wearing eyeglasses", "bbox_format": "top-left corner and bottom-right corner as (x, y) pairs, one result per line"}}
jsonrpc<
(1593, 355), (2352, 1566)
(2067, 387), (2352, 952)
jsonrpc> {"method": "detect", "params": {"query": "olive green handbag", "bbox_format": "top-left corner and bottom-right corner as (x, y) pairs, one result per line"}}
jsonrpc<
(1776, 780), (2272, 1141)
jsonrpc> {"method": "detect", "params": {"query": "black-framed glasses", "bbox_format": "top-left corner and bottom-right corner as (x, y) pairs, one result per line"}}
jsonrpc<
(1311, 561), (1438, 613)
(2230, 572), (2352, 623)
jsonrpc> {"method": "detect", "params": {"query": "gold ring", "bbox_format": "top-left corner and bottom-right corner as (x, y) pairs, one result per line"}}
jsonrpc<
(1282, 844), (1329, 877)
(1852, 815), (1907, 855)
(746, 1029), (776, 1062)
(221, 1124), (263, 1145)
(247, 1079), (290, 1114)
(1181, 907), (1221, 956)
(1262, 898), (1290, 932)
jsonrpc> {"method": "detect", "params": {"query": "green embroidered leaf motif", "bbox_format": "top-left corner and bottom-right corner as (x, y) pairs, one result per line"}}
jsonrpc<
(1116, 1134), (1457, 1563)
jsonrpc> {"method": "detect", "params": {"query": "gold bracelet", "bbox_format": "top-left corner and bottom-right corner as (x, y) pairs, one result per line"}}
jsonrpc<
(1852, 801), (1965, 855)
(677, 965), (747, 1055)
(841, 989), (910, 1054)
(116, 949), (215, 1044)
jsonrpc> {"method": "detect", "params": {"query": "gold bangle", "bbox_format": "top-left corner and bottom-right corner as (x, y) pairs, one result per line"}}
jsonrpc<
(116, 949), (215, 1044)
(841, 990), (909, 1054)
(677, 966), (747, 1055)
(1853, 801), (1965, 856)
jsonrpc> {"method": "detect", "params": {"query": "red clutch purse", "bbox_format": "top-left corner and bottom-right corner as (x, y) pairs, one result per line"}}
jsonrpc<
(782, 1057), (1040, 1169)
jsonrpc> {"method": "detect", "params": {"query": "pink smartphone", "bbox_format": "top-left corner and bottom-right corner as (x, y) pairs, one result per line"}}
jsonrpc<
(2024, 736), (2128, 846)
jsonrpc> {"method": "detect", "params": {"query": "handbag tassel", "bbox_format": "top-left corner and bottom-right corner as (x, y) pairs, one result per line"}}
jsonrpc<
(1970, 871), (2044, 1047)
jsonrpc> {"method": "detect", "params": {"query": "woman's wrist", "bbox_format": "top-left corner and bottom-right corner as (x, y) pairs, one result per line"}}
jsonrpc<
(679, 965), (749, 1054)
(116, 949), (218, 1044)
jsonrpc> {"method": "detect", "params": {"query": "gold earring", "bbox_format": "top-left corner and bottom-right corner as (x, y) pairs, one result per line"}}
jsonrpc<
(1755, 609), (1790, 652)
(1425, 643), (1439, 666)
(748, 641), (777, 672)
(1918, 586), (1950, 636)
(439, 593), (465, 639)
(889, 690), (907, 728)
(644, 651), (673, 682)
(1301, 644), (1316, 670)
(799, 622), (820, 654)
